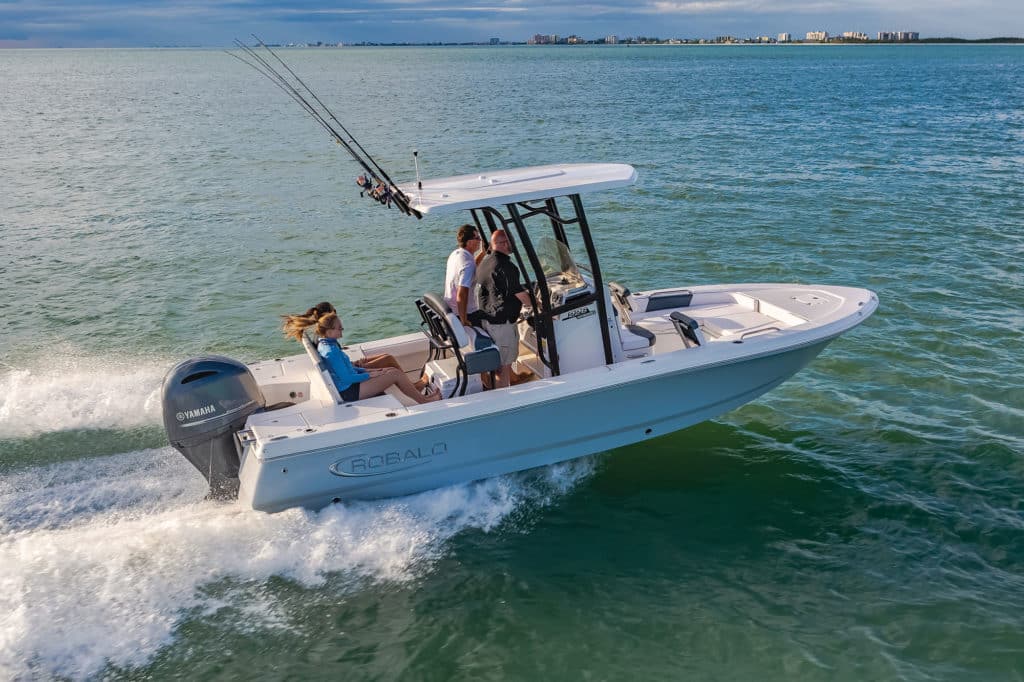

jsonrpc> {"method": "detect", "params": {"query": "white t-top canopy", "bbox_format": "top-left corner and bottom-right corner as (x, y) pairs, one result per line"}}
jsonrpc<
(397, 163), (638, 216)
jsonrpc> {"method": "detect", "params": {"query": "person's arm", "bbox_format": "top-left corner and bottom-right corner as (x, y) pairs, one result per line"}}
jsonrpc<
(320, 343), (370, 385)
(511, 268), (531, 307)
(456, 260), (475, 326)
(456, 286), (470, 326)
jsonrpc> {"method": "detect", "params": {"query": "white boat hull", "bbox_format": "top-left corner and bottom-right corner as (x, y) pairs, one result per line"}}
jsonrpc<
(237, 334), (834, 512)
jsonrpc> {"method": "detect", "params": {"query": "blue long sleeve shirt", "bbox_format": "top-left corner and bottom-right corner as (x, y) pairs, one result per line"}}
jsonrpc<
(317, 338), (370, 392)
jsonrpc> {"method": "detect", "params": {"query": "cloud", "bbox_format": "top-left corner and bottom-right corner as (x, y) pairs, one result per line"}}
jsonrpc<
(272, 5), (529, 14)
(647, 0), (845, 13)
(649, 0), (752, 13)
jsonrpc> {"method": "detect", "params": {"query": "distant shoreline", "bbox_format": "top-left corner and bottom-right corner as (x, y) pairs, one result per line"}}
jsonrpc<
(2, 38), (1022, 49)
(261, 38), (1024, 47)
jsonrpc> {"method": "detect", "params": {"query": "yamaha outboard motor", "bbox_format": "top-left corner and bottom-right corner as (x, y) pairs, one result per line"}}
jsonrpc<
(162, 356), (265, 499)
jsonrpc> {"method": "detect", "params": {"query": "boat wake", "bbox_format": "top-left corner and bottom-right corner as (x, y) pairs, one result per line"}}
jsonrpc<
(0, 446), (596, 680)
(0, 356), (166, 440)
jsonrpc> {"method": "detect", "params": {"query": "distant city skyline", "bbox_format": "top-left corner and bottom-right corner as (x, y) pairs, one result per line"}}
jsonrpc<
(1, 0), (1021, 48)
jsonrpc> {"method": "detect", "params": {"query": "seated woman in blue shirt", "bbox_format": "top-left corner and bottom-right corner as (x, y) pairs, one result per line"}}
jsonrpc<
(285, 310), (439, 405)
(300, 301), (427, 389)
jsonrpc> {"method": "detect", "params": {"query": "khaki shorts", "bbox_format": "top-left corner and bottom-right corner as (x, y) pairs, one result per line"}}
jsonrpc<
(482, 321), (519, 365)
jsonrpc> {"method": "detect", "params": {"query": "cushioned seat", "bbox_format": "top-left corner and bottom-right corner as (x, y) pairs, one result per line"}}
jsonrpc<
(415, 293), (501, 397)
(619, 324), (656, 351)
(301, 336), (344, 403)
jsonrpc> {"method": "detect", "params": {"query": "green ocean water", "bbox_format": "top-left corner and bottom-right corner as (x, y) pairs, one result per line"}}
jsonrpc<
(1, 45), (1022, 679)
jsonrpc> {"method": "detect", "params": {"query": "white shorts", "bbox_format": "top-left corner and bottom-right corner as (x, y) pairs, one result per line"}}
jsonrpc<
(482, 321), (519, 365)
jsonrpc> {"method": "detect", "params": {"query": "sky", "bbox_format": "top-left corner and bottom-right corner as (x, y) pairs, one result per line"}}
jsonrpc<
(0, 0), (1021, 47)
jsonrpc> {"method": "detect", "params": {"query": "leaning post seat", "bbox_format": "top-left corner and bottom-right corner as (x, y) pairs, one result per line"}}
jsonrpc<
(301, 335), (344, 404)
(415, 293), (500, 397)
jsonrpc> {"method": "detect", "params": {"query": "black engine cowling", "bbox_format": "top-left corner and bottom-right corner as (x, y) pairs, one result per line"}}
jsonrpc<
(162, 356), (265, 499)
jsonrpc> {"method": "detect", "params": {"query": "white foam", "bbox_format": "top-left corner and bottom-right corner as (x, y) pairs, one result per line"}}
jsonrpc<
(0, 447), (596, 680)
(0, 355), (168, 439)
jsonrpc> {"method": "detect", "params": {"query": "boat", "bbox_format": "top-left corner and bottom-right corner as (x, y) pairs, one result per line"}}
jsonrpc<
(161, 161), (878, 513)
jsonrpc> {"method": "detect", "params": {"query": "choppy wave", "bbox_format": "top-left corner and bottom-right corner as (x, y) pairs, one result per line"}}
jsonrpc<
(0, 356), (166, 440)
(0, 447), (595, 680)
(3, 45), (1024, 680)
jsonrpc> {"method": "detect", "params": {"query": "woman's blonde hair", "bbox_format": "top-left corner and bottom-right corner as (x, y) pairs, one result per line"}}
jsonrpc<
(282, 308), (339, 341)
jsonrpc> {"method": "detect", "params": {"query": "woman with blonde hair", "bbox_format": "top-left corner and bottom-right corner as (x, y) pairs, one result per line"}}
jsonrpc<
(294, 302), (428, 389)
(283, 310), (439, 405)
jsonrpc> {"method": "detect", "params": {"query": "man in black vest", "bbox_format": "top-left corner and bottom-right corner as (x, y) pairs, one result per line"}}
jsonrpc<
(475, 229), (532, 388)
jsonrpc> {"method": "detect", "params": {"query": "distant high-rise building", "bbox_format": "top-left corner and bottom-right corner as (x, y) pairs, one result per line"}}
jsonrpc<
(778, 33), (792, 43)
(878, 31), (919, 41)
(842, 31), (868, 40)
(605, 35), (618, 44)
(806, 31), (828, 41)
(489, 37), (500, 45)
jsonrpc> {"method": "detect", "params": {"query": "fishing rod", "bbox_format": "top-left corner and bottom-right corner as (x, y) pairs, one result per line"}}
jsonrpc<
(225, 48), (336, 142)
(230, 41), (359, 162)
(232, 39), (420, 218)
(239, 37), (413, 213)
(230, 40), (386, 189)
(250, 35), (408, 198)
(228, 39), (421, 219)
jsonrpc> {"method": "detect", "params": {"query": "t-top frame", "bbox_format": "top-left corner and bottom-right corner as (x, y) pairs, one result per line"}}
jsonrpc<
(469, 194), (614, 376)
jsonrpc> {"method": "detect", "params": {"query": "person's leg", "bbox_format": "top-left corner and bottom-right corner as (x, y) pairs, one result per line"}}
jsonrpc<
(510, 367), (533, 385)
(385, 367), (439, 403)
(355, 372), (395, 400)
(357, 354), (428, 390)
(485, 322), (518, 389)
(356, 353), (399, 371)
(358, 368), (438, 404)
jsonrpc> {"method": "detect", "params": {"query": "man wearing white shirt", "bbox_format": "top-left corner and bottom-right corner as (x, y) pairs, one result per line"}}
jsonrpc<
(443, 224), (483, 326)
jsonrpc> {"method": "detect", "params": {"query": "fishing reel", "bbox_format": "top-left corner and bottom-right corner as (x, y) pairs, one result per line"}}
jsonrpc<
(352, 174), (422, 218)
(356, 174), (373, 196)
(356, 175), (397, 209)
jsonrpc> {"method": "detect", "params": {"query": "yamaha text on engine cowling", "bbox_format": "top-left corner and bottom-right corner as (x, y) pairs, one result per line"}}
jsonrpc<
(162, 356), (265, 499)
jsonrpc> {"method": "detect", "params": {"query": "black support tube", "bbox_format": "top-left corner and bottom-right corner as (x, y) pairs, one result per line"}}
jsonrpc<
(507, 202), (560, 376)
(570, 194), (614, 366)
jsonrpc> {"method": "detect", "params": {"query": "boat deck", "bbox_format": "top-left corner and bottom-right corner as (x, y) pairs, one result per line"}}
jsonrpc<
(242, 284), (870, 450)
(626, 286), (846, 355)
(244, 392), (408, 445)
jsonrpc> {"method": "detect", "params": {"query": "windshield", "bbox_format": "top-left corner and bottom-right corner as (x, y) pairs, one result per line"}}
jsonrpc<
(534, 237), (585, 285)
